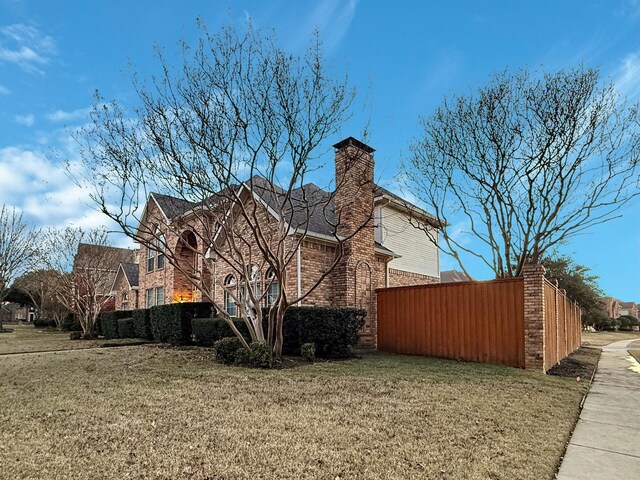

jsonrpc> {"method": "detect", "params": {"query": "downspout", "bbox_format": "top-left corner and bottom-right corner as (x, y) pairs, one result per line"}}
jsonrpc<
(297, 244), (302, 306)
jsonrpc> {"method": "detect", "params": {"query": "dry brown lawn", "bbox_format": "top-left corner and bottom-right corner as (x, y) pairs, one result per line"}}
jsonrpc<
(0, 323), (100, 355)
(581, 330), (640, 347)
(0, 343), (588, 480)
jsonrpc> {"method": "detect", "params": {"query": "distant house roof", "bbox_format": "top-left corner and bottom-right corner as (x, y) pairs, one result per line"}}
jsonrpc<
(121, 263), (139, 288)
(74, 244), (137, 269)
(440, 270), (472, 283)
(74, 244), (138, 296)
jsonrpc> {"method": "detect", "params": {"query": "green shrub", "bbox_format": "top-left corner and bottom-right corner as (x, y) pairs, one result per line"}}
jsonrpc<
(117, 318), (136, 338)
(301, 342), (316, 362)
(247, 342), (273, 368)
(191, 317), (251, 346)
(69, 331), (82, 340)
(191, 318), (219, 346)
(132, 309), (153, 340)
(262, 307), (365, 358)
(234, 345), (251, 365)
(61, 313), (82, 332)
(150, 302), (213, 345)
(213, 337), (244, 364)
(33, 318), (55, 328)
(98, 310), (134, 339)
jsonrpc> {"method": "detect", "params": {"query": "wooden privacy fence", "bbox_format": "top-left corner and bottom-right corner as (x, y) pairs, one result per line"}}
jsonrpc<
(376, 265), (581, 371)
(543, 279), (582, 371)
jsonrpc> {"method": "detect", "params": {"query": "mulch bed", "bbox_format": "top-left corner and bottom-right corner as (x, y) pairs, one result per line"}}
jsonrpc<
(547, 346), (600, 380)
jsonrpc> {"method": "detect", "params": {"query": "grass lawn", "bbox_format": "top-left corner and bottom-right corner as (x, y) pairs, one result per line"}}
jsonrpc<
(0, 344), (589, 479)
(0, 322), (101, 355)
(580, 330), (640, 347)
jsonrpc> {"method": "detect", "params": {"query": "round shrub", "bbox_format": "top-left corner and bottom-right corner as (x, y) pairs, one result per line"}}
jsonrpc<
(69, 331), (82, 340)
(247, 342), (273, 369)
(301, 342), (316, 362)
(213, 337), (244, 364)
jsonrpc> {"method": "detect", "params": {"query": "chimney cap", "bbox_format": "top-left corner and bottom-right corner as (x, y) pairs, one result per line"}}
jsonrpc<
(333, 136), (375, 154)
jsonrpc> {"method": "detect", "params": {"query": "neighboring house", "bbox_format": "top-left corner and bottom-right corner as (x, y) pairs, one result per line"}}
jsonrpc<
(618, 301), (639, 319)
(129, 137), (441, 346)
(73, 244), (138, 312)
(0, 302), (32, 322)
(110, 263), (140, 311)
(601, 297), (620, 319)
(440, 270), (472, 283)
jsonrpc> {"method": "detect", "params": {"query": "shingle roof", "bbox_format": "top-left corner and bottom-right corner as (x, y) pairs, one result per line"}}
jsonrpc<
(152, 193), (194, 219)
(121, 263), (139, 287)
(440, 270), (472, 282)
(148, 176), (432, 242)
(75, 244), (137, 268)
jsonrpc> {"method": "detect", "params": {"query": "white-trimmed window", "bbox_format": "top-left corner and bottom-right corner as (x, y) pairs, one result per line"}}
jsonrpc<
(155, 286), (165, 306)
(146, 246), (155, 273)
(145, 288), (154, 308)
(265, 268), (279, 307)
(224, 274), (237, 317)
(156, 229), (166, 270)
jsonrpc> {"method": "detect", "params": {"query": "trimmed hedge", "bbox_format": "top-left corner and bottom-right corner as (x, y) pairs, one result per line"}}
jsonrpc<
(150, 302), (213, 345)
(117, 318), (136, 338)
(263, 306), (366, 358)
(61, 313), (82, 332)
(99, 310), (134, 339)
(191, 317), (250, 346)
(33, 318), (56, 328)
(132, 309), (153, 340)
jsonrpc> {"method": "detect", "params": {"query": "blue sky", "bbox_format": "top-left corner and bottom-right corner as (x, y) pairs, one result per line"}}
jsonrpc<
(1, 0), (639, 300)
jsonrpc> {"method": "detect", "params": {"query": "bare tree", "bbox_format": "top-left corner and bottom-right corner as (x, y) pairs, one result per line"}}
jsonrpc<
(72, 24), (371, 357)
(42, 227), (127, 338)
(13, 270), (70, 329)
(0, 205), (36, 329)
(402, 67), (640, 278)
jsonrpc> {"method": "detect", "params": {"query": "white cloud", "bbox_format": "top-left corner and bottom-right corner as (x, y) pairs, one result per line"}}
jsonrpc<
(299, 0), (358, 53)
(14, 113), (34, 126)
(614, 49), (640, 100)
(0, 84), (9, 94)
(0, 23), (56, 74)
(46, 107), (91, 123)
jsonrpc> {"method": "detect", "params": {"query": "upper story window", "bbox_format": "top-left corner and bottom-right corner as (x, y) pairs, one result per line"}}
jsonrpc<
(147, 228), (166, 273)
(156, 229), (166, 270)
(147, 245), (155, 273)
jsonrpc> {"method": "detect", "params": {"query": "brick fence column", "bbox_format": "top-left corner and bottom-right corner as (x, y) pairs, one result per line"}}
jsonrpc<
(523, 264), (546, 372)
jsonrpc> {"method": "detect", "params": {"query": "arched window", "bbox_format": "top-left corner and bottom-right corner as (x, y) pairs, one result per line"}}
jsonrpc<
(224, 274), (237, 317)
(264, 268), (279, 307)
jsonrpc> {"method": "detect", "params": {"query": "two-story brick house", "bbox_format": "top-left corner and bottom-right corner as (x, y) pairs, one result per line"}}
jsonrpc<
(115, 138), (440, 346)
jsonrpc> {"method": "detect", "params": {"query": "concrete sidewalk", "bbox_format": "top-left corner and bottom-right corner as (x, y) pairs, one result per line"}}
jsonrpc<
(556, 339), (640, 479)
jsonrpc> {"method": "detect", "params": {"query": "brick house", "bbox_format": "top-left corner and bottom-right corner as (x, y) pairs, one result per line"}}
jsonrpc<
(73, 244), (138, 312)
(126, 137), (440, 346)
(618, 301), (639, 319)
(110, 263), (140, 311)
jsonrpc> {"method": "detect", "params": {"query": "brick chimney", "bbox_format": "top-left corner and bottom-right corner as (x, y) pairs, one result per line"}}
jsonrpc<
(332, 137), (376, 311)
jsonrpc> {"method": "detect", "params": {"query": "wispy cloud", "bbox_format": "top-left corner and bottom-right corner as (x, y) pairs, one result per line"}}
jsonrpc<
(614, 49), (640, 100)
(299, 0), (358, 53)
(0, 23), (56, 74)
(0, 84), (9, 94)
(46, 107), (91, 123)
(14, 113), (34, 126)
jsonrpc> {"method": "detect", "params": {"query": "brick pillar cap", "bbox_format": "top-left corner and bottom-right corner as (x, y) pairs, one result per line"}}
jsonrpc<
(522, 263), (546, 274)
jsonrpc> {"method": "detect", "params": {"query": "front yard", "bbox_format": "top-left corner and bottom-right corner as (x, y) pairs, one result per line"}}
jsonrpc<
(0, 323), (100, 355)
(0, 335), (589, 479)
